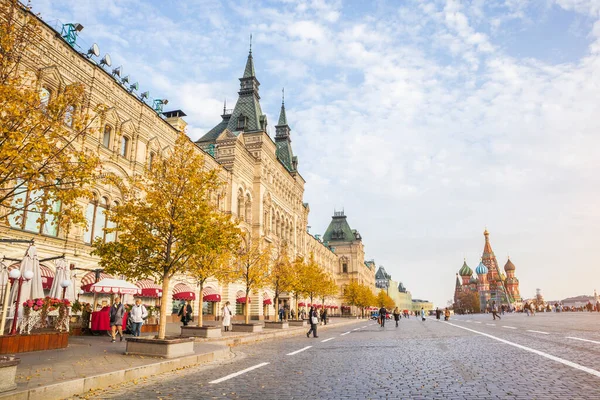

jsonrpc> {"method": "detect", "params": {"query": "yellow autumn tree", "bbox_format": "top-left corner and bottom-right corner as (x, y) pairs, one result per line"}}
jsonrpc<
(356, 284), (376, 318)
(315, 273), (339, 309)
(268, 241), (295, 322)
(376, 289), (395, 309)
(342, 280), (361, 308)
(232, 236), (271, 324)
(187, 208), (241, 328)
(0, 0), (99, 229)
(289, 256), (307, 320)
(297, 253), (323, 306)
(92, 132), (223, 339)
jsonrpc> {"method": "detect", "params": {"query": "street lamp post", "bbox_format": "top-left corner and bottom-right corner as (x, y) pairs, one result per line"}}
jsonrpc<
(77, 289), (84, 301)
(60, 280), (71, 300)
(9, 269), (34, 335)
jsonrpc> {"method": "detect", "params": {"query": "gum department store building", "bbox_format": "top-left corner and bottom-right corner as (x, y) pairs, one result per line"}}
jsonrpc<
(0, 10), (377, 321)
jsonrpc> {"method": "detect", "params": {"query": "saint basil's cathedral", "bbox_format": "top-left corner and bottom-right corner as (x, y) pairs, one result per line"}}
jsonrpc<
(454, 230), (522, 311)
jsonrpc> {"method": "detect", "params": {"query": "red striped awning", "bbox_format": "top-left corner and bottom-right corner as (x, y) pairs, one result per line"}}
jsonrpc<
(263, 293), (272, 305)
(40, 264), (55, 290)
(236, 290), (251, 304)
(298, 302), (306, 307)
(172, 283), (196, 300)
(202, 287), (221, 302)
(135, 279), (162, 298)
(80, 271), (114, 292)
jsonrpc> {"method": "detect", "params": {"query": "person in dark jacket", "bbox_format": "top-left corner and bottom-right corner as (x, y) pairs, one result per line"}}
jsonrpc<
(178, 300), (192, 326)
(393, 307), (400, 327)
(378, 306), (386, 327)
(306, 307), (318, 338)
(110, 296), (125, 343)
(322, 308), (328, 325)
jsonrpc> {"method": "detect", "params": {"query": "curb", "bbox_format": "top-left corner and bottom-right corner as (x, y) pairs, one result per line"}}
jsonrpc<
(0, 347), (232, 400)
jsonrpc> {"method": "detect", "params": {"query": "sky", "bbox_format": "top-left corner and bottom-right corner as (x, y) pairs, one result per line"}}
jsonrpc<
(33, 0), (600, 307)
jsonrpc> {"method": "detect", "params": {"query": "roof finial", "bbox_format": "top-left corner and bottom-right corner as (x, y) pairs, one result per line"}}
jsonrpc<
(249, 34), (252, 54)
(282, 87), (285, 105)
(223, 98), (226, 115)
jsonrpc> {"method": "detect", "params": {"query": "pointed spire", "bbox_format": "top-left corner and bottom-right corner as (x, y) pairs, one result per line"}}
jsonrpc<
(243, 34), (256, 78)
(223, 98), (227, 115)
(278, 88), (288, 126)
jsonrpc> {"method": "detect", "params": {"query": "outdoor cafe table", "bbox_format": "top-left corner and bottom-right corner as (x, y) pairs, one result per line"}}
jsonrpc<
(90, 307), (129, 331)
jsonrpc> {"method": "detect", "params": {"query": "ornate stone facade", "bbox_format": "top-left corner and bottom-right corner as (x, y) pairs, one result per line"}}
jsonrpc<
(0, 10), (368, 320)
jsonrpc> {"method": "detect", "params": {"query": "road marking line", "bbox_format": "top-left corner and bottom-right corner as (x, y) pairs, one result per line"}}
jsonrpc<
(362, 326), (367, 328)
(502, 326), (517, 329)
(209, 362), (270, 384)
(486, 324), (496, 326)
(286, 346), (312, 356)
(352, 328), (360, 331)
(340, 331), (350, 336)
(321, 337), (334, 343)
(473, 321), (482, 324)
(527, 330), (549, 335)
(567, 337), (600, 345)
(445, 322), (600, 379)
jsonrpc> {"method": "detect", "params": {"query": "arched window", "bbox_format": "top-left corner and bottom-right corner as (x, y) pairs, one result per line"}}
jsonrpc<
(39, 87), (50, 110)
(83, 196), (115, 244)
(237, 190), (245, 221)
(120, 136), (130, 157)
(64, 105), (75, 127)
(245, 194), (252, 223)
(103, 125), (112, 148)
(8, 180), (61, 237)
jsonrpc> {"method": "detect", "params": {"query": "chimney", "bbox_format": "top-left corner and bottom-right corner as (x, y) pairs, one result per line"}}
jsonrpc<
(163, 109), (188, 132)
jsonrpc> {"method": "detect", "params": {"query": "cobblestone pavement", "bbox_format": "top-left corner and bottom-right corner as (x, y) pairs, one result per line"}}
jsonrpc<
(87, 313), (600, 399)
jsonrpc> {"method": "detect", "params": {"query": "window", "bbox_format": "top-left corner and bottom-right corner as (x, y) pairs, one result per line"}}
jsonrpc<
(236, 303), (244, 315)
(103, 125), (112, 148)
(64, 105), (74, 127)
(148, 152), (155, 170)
(120, 136), (129, 157)
(342, 263), (348, 273)
(8, 181), (61, 237)
(237, 115), (246, 130)
(83, 196), (116, 244)
(39, 87), (50, 110)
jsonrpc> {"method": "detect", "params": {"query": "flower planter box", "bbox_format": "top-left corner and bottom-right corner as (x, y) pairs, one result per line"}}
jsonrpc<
(125, 337), (195, 358)
(232, 323), (263, 333)
(288, 320), (307, 327)
(141, 324), (159, 333)
(0, 332), (69, 355)
(180, 326), (221, 338)
(264, 321), (289, 329)
(0, 356), (20, 393)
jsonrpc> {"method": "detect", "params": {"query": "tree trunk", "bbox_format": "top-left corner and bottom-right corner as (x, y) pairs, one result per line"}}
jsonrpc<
(274, 295), (279, 322)
(295, 294), (299, 321)
(245, 288), (250, 324)
(197, 281), (204, 327)
(158, 275), (170, 340)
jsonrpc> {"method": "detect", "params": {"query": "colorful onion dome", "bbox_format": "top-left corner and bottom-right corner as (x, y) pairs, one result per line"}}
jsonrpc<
(459, 260), (472, 277)
(504, 257), (515, 272)
(469, 275), (478, 284)
(475, 261), (488, 275)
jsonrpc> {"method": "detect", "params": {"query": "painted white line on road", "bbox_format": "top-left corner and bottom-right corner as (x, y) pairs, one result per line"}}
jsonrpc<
(473, 321), (482, 324)
(321, 337), (335, 343)
(340, 331), (350, 336)
(352, 328), (360, 331)
(362, 326), (367, 328)
(567, 337), (600, 345)
(209, 362), (270, 384)
(502, 326), (517, 329)
(286, 346), (312, 356)
(445, 322), (600, 379)
(527, 330), (549, 335)
(486, 324), (496, 326)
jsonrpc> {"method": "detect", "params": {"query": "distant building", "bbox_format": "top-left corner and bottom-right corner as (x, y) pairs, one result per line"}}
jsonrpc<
(374, 266), (413, 310)
(454, 230), (522, 311)
(412, 299), (434, 313)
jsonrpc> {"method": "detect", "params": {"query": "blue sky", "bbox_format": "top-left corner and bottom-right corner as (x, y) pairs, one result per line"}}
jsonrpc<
(34, 0), (600, 307)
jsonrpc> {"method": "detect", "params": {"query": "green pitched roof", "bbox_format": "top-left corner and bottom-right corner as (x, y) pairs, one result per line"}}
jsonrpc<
(196, 115), (231, 143)
(243, 51), (255, 78)
(277, 102), (287, 126)
(322, 211), (358, 243)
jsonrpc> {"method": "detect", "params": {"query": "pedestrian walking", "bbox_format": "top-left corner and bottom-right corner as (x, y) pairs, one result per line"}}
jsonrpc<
(129, 298), (148, 337)
(420, 307), (425, 321)
(222, 301), (233, 332)
(378, 306), (386, 327)
(444, 307), (450, 321)
(178, 300), (192, 326)
(393, 307), (400, 327)
(306, 307), (318, 338)
(492, 301), (501, 320)
(278, 305), (284, 321)
(322, 308), (328, 325)
(109, 296), (125, 343)
(435, 308), (441, 320)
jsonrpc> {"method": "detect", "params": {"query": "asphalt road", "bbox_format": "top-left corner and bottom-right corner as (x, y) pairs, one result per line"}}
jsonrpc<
(86, 312), (600, 399)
